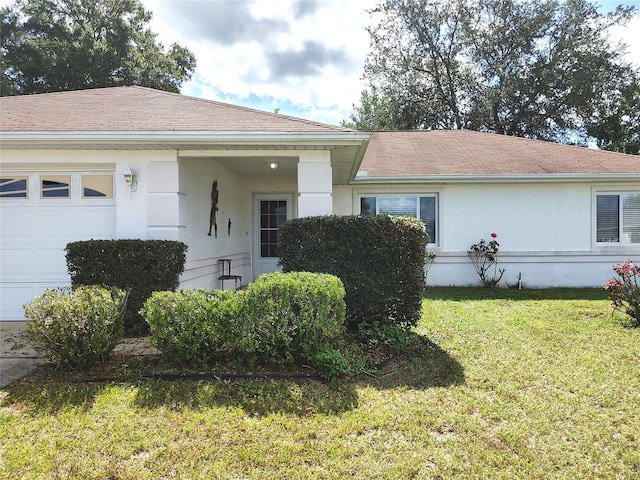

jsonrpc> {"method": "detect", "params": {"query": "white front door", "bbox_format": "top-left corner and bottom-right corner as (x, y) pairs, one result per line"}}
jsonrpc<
(253, 194), (293, 278)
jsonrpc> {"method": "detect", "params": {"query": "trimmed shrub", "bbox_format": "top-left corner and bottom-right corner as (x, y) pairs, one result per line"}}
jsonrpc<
(239, 272), (346, 365)
(65, 239), (187, 334)
(278, 215), (428, 330)
(140, 289), (239, 366)
(140, 272), (346, 370)
(23, 286), (127, 370)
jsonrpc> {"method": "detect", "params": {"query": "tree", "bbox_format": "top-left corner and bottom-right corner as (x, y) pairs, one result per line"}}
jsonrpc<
(359, 0), (475, 131)
(352, 0), (639, 149)
(586, 71), (640, 154)
(342, 87), (410, 130)
(0, 0), (196, 96)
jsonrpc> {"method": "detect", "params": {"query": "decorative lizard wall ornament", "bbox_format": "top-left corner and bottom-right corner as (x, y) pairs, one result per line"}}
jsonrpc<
(207, 180), (219, 237)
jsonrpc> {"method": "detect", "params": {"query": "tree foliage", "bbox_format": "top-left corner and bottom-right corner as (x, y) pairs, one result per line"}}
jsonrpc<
(586, 72), (640, 154)
(350, 0), (639, 150)
(0, 0), (196, 96)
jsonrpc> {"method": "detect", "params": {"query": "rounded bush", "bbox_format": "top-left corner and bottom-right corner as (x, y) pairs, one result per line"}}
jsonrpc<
(140, 289), (239, 366)
(239, 272), (346, 365)
(23, 285), (127, 370)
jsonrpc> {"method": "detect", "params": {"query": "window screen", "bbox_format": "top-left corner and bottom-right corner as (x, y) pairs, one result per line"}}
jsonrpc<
(360, 194), (438, 243)
(597, 193), (640, 244)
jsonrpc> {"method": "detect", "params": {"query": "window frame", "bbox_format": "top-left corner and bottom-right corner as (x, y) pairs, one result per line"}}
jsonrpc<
(356, 191), (439, 246)
(594, 187), (640, 246)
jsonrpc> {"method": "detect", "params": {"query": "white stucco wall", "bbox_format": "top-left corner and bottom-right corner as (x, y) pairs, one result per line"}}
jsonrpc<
(333, 185), (353, 215)
(347, 181), (640, 288)
(439, 183), (590, 252)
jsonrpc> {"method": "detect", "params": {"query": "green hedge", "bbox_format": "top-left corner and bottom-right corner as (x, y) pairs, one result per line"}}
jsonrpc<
(141, 289), (238, 366)
(24, 286), (127, 370)
(65, 240), (187, 334)
(278, 215), (428, 330)
(140, 272), (346, 369)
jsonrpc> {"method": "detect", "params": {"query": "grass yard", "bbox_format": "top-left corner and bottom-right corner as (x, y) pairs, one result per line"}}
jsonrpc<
(1, 288), (639, 479)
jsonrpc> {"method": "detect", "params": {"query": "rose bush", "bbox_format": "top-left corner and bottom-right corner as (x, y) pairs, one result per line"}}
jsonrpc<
(467, 234), (505, 287)
(604, 259), (640, 326)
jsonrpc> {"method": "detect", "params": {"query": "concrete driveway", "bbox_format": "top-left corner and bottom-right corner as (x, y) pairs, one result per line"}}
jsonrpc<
(1, 321), (160, 387)
(0, 321), (45, 387)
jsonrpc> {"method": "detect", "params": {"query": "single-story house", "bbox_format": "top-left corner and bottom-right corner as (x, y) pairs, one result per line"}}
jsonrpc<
(1, 86), (639, 320)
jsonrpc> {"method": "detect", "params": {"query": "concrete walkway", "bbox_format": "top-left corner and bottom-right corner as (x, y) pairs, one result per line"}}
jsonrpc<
(0, 321), (159, 387)
(0, 322), (45, 387)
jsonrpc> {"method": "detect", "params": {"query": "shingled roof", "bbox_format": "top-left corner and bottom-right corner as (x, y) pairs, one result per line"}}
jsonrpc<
(359, 130), (640, 178)
(0, 86), (351, 133)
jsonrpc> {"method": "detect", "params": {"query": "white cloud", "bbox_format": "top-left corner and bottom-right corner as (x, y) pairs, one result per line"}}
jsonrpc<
(143, 0), (372, 124)
(609, 13), (640, 68)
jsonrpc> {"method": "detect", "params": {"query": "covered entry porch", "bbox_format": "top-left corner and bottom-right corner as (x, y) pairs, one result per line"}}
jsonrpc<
(172, 142), (367, 290)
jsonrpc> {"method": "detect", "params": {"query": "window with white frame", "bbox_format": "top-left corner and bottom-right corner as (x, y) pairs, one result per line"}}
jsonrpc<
(596, 192), (640, 244)
(359, 194), (438, 244)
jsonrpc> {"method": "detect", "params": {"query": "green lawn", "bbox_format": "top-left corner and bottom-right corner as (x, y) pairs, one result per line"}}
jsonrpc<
(1, 288), (639, 479)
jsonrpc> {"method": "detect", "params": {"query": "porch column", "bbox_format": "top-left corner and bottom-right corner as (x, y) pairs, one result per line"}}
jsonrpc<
(297, 151), (332, 217)
(147, 160), (185, 241)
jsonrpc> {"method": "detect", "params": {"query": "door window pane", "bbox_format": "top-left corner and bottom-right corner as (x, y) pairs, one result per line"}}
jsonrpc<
(259, 200), (287, 258)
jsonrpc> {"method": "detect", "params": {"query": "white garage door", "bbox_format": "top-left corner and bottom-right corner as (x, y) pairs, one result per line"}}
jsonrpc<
(0, 172), (116, 320)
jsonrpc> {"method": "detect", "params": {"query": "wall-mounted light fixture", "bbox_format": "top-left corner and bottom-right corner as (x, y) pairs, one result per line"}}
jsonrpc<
(269, 161), (279, 170)
(123, 167), (137, 192)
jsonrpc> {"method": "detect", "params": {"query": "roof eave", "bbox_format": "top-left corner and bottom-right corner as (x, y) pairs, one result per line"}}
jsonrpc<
(351, 173), (640, 184)
(0, 130), (372, 149)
